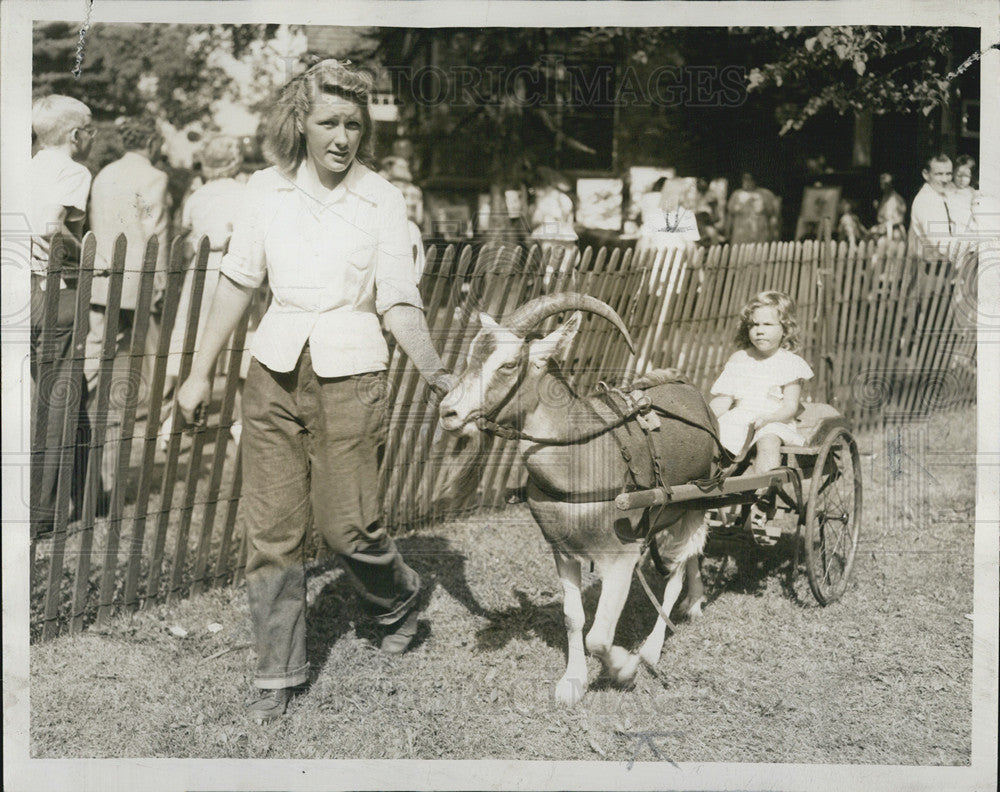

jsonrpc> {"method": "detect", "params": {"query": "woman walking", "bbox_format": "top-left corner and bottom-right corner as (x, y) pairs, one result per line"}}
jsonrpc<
(177, 60), (454, 724)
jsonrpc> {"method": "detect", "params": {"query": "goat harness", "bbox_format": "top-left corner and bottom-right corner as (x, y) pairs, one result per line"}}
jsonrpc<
(473, 374), (733, 633)
(475, 378), (732, 500)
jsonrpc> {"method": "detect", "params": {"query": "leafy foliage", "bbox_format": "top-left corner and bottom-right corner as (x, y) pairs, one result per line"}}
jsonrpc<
(740, 26), (954, 134)
(33, 22), (230, 124)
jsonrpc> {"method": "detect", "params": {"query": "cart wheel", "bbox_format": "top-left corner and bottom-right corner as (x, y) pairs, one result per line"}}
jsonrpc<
(803, 427), (862, 605)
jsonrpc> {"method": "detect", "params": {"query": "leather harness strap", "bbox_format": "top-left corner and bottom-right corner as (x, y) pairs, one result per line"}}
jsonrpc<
(600, 387), (676, 578)
(635, 547), (679, 634)
(475, 392), (652, 446)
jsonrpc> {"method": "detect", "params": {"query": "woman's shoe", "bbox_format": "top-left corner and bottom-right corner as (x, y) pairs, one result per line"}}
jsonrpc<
(380, 609), (419, 655)
(249, 687), (292, 724)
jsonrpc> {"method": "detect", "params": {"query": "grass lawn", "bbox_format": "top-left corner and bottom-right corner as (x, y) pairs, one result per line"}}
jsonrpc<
(29, 406), (976, 763)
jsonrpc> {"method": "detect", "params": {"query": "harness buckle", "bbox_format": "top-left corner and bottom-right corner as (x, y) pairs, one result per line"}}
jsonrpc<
(636, 411), (661, 432)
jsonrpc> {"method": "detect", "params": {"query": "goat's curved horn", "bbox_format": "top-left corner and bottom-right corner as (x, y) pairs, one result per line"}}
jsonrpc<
(504, 293), (635, 354)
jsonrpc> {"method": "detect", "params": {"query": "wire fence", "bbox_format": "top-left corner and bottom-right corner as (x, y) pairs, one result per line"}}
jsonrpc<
(28, 233), (978, 640)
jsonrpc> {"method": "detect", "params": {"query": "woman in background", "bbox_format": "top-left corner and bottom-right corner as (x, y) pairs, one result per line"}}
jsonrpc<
(163, 135), (253, 444)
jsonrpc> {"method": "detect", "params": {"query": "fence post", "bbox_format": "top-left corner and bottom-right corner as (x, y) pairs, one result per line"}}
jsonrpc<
(142, 235), (203, 608)
(816, 218), (836, 405)
(119, 235), (185, 612)
(93, 232), (159, 626)
(69, 233), (122, 634)
(40, 236), (93, 640)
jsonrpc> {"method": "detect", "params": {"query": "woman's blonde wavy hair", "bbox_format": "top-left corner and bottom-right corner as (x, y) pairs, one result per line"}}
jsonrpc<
(260, 58), (377, 176)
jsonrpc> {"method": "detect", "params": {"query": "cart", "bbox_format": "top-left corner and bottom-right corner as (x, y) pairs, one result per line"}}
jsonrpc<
(615, 403), (862, 605)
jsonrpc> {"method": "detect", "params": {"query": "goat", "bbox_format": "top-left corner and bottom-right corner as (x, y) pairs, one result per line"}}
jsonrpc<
(439, 293), (716, 705)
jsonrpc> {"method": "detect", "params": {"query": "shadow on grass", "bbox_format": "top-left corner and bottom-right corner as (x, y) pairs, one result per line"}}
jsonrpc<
(396, 533), (595, 655)
(701, 548), (787, 598)
(396, 534), (489, 620)
(303, 563), (376, 679)
(303, 533), (499, 676)
(700, 531), (825, 609)
(472, 588), (593, 653)
(298, 526), (811, 682)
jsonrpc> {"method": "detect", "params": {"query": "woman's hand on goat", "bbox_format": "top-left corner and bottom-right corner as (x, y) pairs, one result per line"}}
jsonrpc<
(428, 369), (458, 399)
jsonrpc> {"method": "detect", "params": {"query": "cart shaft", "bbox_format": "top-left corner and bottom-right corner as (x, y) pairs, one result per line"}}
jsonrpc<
(615, 469), (797, 511)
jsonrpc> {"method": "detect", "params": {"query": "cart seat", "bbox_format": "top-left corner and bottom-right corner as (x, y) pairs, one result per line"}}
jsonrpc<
(725, 402), (850, 470)
(784, 402), (851, 452)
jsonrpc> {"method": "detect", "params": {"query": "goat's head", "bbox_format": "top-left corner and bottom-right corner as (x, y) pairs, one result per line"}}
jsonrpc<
(439, 293), (635, 436)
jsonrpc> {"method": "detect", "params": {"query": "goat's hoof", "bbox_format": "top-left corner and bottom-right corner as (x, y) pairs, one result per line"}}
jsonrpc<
(686, 597), (705, 621)
(638, 641), (662, 669)
(610, 650), (640, 688)
(554, 676), (586, 706)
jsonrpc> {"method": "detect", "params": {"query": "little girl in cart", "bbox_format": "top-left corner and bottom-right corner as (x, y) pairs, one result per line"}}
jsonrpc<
(709, 290), (814, 541)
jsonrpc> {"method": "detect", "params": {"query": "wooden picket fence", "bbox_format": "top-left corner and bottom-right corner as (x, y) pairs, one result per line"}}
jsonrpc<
(28, 233), (977, 640)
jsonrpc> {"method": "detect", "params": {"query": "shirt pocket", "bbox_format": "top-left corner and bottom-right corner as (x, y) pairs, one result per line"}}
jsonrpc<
(345, 241), (376, 272)
(338, 242), (376, 303)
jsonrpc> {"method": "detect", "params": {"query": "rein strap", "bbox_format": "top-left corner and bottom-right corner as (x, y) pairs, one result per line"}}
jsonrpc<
(474, 390), (652, 446)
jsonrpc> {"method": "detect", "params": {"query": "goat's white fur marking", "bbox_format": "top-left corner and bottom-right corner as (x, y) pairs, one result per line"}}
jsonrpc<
(553, 551), (588, 706)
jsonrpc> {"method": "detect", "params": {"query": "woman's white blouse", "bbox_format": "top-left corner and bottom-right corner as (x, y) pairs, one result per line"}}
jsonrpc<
(220, 161), (423, 377)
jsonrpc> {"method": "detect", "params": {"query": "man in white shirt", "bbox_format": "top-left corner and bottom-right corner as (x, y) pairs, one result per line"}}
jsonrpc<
(908, 154), (957, 263)
(85, 115), (170, 399)
(84, 117), (171, 496)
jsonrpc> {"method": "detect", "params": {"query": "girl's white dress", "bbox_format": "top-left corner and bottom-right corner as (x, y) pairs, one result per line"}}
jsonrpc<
(711, 348), (814, 455)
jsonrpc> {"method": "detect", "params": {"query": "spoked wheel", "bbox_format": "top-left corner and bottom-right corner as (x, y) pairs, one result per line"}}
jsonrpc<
(803, 427), (862, 604)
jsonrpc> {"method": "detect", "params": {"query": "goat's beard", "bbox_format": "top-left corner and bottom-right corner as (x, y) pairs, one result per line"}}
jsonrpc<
(433, 427), (485, 503)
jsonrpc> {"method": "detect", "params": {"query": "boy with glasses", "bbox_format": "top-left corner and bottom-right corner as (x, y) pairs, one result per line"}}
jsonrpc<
(28, 94), (98, 534)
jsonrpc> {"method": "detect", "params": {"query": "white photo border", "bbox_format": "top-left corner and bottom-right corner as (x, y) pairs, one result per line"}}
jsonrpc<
(3, 2), (997, 790)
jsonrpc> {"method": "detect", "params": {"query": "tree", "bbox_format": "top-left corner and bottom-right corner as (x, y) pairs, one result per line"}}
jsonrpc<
(739, 26), (954, 135)
(33, 23), (312, 125)
(375, 28), (614, 234)
(33, 22), (230, 124)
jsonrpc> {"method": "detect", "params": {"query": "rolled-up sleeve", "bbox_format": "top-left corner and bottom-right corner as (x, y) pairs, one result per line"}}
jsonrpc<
(61, 162), (92, 216)
(219, 172), (268, 289)
(374, 188), (423, 315)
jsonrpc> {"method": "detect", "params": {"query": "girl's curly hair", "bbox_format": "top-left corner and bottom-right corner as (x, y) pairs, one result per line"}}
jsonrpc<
(735, 290), (800, 351)
(260, 58), (377, 176)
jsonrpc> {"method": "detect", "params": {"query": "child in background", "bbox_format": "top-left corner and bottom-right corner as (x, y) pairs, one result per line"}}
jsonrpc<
(709, 291), (814, 541)
(836, 198), (864, 246)
(162, 136), (251, 445)
(948, 154), (978, 234)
